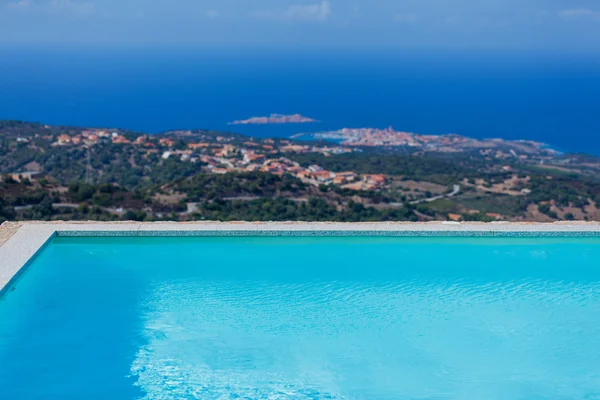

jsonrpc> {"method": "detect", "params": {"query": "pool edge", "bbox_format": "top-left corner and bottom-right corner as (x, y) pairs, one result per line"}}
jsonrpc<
(0, 226), (56, 298)
(2, 221), (600, 294)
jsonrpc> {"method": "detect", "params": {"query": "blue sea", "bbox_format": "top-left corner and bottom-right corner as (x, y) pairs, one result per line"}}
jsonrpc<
(2, 236), (600, 399)
(1, 47), (599, 154)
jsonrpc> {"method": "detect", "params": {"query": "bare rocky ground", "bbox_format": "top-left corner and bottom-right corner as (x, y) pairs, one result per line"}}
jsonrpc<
(0, 221), (23, 247)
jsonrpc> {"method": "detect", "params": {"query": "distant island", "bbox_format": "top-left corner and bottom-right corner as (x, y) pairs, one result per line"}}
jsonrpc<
(229, 114), (319, 125)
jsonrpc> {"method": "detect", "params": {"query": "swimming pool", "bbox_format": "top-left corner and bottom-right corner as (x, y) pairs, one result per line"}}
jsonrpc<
(1, 234), (600, 399)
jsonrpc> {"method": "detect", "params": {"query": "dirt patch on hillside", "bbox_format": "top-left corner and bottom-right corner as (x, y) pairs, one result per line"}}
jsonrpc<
(392, 180), (447, 194)
(0, 221), (23, 247)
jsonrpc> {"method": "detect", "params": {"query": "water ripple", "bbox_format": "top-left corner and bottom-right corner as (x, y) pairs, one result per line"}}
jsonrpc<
(131, 276), (600, 399)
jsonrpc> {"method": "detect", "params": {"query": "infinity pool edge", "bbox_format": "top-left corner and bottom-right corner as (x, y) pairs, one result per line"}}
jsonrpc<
(3, 221), (600, 295)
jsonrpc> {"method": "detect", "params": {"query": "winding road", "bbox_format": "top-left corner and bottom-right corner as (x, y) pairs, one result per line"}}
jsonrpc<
(409, 184), (461, 205)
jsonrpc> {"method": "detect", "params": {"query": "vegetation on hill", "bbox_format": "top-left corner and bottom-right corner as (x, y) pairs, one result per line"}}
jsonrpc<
(3, 120), (600, 222)
(195, 197), (418, 222)
(173, 172), (307, 201)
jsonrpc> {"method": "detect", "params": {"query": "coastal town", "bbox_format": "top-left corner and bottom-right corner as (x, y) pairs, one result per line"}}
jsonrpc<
(295, 126), (558, 157)
(46, 128), (390, 191)
(43, 124), (562, 192)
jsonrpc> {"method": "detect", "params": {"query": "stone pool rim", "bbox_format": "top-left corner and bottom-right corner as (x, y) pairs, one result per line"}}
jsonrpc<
(2, 221), (600, 296)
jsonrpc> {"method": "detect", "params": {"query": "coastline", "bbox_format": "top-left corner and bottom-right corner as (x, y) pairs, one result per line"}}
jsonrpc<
(0, 118), (583, 156)
(2, 49), (599, 156)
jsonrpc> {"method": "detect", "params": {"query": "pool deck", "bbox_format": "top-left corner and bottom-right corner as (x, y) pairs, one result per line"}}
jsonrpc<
(2, 220), (600, 294)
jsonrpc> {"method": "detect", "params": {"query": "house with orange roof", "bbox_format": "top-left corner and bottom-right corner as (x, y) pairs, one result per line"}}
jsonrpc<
(280, 145), (308, 153)
(313, 170), (334, 183)
(244, 153), (265, 163)
(56, 134), (71, 145)
(112, 136), (131, 144)
(448, 213), (463, 221)
(84, 134), (98, 144)
(364, 174), (386, 184)
(333, 176), (347, 185)
(337, 172), (357, 181)
(159, 138), (175, 147)
(342, 182), (365, 191)
(188, 143), (210, 150)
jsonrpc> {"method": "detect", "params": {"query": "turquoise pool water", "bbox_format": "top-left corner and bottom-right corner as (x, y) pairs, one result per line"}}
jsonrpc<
(1, 236), (600, 399)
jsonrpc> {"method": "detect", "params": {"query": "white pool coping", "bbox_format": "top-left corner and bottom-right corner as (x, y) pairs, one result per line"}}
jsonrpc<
(2, 221), (600, 296)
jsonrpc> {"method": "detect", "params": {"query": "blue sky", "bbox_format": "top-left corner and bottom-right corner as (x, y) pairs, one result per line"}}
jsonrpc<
(1, 0), (600, 51)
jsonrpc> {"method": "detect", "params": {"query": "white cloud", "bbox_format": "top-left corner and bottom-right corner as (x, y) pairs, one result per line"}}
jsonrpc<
(205, 10), (220, 19)
(49, 0), (94, 18)
(252, 1), (331, 22)
(558, 8), (600, 19)
(7, 0), (94, 18)
(7, 0), (34, 9)
(393, 13), (418, 23)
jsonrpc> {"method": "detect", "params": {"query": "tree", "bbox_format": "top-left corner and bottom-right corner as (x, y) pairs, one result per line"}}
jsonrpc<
(0, 197), (16, 222)
(122, 210), (146, 221)
(68, 182), (96, 202)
